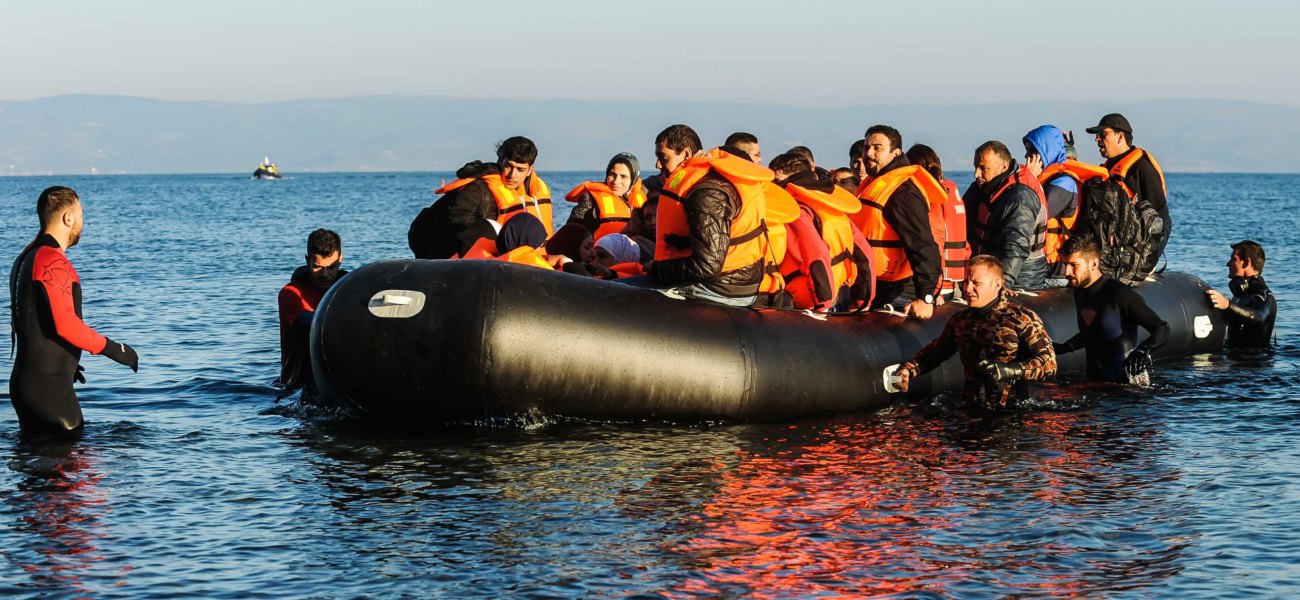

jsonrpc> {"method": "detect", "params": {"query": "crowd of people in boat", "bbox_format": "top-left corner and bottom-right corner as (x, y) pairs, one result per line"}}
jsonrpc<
(2, 112), (1280, 433)
(272, 113), (1277, 407)
(404, 114), (1174, 315)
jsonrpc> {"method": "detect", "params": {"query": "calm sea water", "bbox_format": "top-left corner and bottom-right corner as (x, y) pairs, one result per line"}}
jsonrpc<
(0, 171), (1297, 598)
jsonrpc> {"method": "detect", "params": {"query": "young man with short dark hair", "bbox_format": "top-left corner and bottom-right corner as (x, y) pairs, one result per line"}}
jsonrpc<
(1206, 240), (1276, 349)
(278, 228), (345, 392)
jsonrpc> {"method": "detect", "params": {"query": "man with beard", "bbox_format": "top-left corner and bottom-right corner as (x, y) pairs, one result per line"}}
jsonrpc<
(278, 228), (346, 393)
(9, 186), (139, 434)
(1053, 235), (1170, 382)
(893, 255), (1056, 410)
(1206, 240), (1276, 349)
(853, 124), (943, 318)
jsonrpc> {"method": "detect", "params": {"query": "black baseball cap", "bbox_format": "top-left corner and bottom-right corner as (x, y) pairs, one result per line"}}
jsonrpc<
(1085, 113), (1133, 134)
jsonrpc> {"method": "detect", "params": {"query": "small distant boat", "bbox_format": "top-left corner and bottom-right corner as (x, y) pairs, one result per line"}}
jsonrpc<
(253, 156), (282, 179)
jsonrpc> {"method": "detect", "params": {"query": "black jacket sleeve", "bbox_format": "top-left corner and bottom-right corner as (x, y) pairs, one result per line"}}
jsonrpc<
(1127, 158), (1167, 217)
(650, 179), (737, 285)
(883, 181), (941, 297)
(1225, 292), (1276, 325)
(566, 191), (600, 232)
(448, 181), (496, 228)
(1118, 286), (1170, 352)
(985, 185), (1042, 287)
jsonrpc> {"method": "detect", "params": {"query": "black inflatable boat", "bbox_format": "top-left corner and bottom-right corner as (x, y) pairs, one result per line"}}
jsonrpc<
(310, 260), (1225, 423)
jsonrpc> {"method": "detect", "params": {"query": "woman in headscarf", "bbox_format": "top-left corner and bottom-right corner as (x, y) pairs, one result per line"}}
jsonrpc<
(563, 153), (647, 241)
(590, 233), (644, 279)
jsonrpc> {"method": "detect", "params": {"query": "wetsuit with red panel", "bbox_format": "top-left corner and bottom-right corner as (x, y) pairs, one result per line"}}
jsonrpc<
(278, 265), (346, 390)
(9, 234), (135, 433)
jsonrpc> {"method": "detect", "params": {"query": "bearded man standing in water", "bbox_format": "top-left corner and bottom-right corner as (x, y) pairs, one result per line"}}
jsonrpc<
(9, 186), (140, 434)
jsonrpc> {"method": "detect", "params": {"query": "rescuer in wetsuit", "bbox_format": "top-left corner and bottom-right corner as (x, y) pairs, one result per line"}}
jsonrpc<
(9, 186), (139, 434)
(278, 228), (345, 392)
(1053, 235), (1170, 382)
(1205, 240), (1276, 349)
(894, 255), (1057, 410)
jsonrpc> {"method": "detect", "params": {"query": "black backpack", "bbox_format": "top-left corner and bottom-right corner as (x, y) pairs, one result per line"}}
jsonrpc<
(1078, 177), (1164, 285)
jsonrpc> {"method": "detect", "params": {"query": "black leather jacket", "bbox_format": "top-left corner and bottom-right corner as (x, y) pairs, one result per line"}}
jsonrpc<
(650, 173), (762, 298)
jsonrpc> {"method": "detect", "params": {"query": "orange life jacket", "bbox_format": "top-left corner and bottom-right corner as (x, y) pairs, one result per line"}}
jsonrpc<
(853, 165), (949, 285)
(657, 149), (770, 279)
(758, 182), (800, 294)
(608, 262), (646, 279)
(434, 173), (551, 233)
(938, 180), (970, 291)
(453, 236), (499, 260)
(494, 245), (554, 270)
(564, 181), (648, 242)
(786, 182), (861, 294)
(520, 173), (554, 236)
(1108, 147), (1167, 200)
(973, 165), (1048, 257)
(1038, 160), (1108, 262)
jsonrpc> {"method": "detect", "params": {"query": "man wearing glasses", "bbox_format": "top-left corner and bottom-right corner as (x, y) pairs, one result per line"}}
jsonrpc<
(1086, 113), (1170, 272)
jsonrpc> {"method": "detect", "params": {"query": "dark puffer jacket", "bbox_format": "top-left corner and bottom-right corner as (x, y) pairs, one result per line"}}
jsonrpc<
(966, 165), (1050, 290)
(649, 173), (763, 298)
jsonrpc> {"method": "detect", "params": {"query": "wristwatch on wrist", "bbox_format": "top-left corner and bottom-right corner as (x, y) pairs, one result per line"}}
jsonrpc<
(923, 294), (935, 305)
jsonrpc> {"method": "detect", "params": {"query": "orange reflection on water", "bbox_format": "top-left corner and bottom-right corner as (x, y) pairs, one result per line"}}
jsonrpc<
(663, 411), (1128, 598)
(13, 441), (123, 596)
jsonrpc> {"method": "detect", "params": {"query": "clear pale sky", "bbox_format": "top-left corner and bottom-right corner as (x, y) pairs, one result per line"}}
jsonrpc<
(3, 0), (1296, 107)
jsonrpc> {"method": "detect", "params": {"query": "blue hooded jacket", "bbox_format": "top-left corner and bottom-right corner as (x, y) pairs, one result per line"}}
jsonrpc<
(1023, 125), (1076, 194)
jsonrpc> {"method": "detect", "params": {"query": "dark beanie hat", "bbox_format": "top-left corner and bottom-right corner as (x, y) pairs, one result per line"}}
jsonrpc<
(497, 214), (548, 253)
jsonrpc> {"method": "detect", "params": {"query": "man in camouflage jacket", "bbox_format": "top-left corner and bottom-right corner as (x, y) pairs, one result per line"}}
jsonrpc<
(895, 255), (1056, 409)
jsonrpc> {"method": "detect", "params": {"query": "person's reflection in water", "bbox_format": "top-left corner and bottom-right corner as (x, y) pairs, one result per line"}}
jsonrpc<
(8, 432), (118, 595)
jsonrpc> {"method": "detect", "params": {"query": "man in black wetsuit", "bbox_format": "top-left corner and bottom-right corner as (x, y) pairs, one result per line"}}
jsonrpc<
(1053, 235), (1170, 383)
(1206, 240), (1276, 349)
(9, 186), (139, 434)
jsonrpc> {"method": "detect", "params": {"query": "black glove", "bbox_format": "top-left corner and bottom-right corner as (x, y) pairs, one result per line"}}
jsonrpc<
(73, 364), (86, 384)
(1052, 342), (1071, 356)
(102, 338), (139, 373)
(1123, 348), (1152, 381)
(976, 360), (1023, 382)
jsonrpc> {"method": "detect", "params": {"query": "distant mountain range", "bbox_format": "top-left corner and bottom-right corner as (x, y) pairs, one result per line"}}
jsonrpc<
(1, 95), (1296, 175)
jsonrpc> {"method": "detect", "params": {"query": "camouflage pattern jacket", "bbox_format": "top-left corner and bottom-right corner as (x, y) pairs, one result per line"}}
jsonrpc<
(900, 294), (1056, 409)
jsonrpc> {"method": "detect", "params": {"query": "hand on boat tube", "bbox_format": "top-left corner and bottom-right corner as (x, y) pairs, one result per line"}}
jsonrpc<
(893, 365), (913, 392)
(904, 298), (933, 320)
(976, 360), (1023, 382)
(1205, 289), (1230, 310)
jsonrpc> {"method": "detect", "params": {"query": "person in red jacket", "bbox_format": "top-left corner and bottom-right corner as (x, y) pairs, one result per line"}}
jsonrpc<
(278, 228), (345, 393)
(9, 186), (139, 434)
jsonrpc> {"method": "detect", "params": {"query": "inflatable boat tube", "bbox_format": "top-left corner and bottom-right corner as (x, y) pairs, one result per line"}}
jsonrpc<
(310, 260), (1226, 423)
